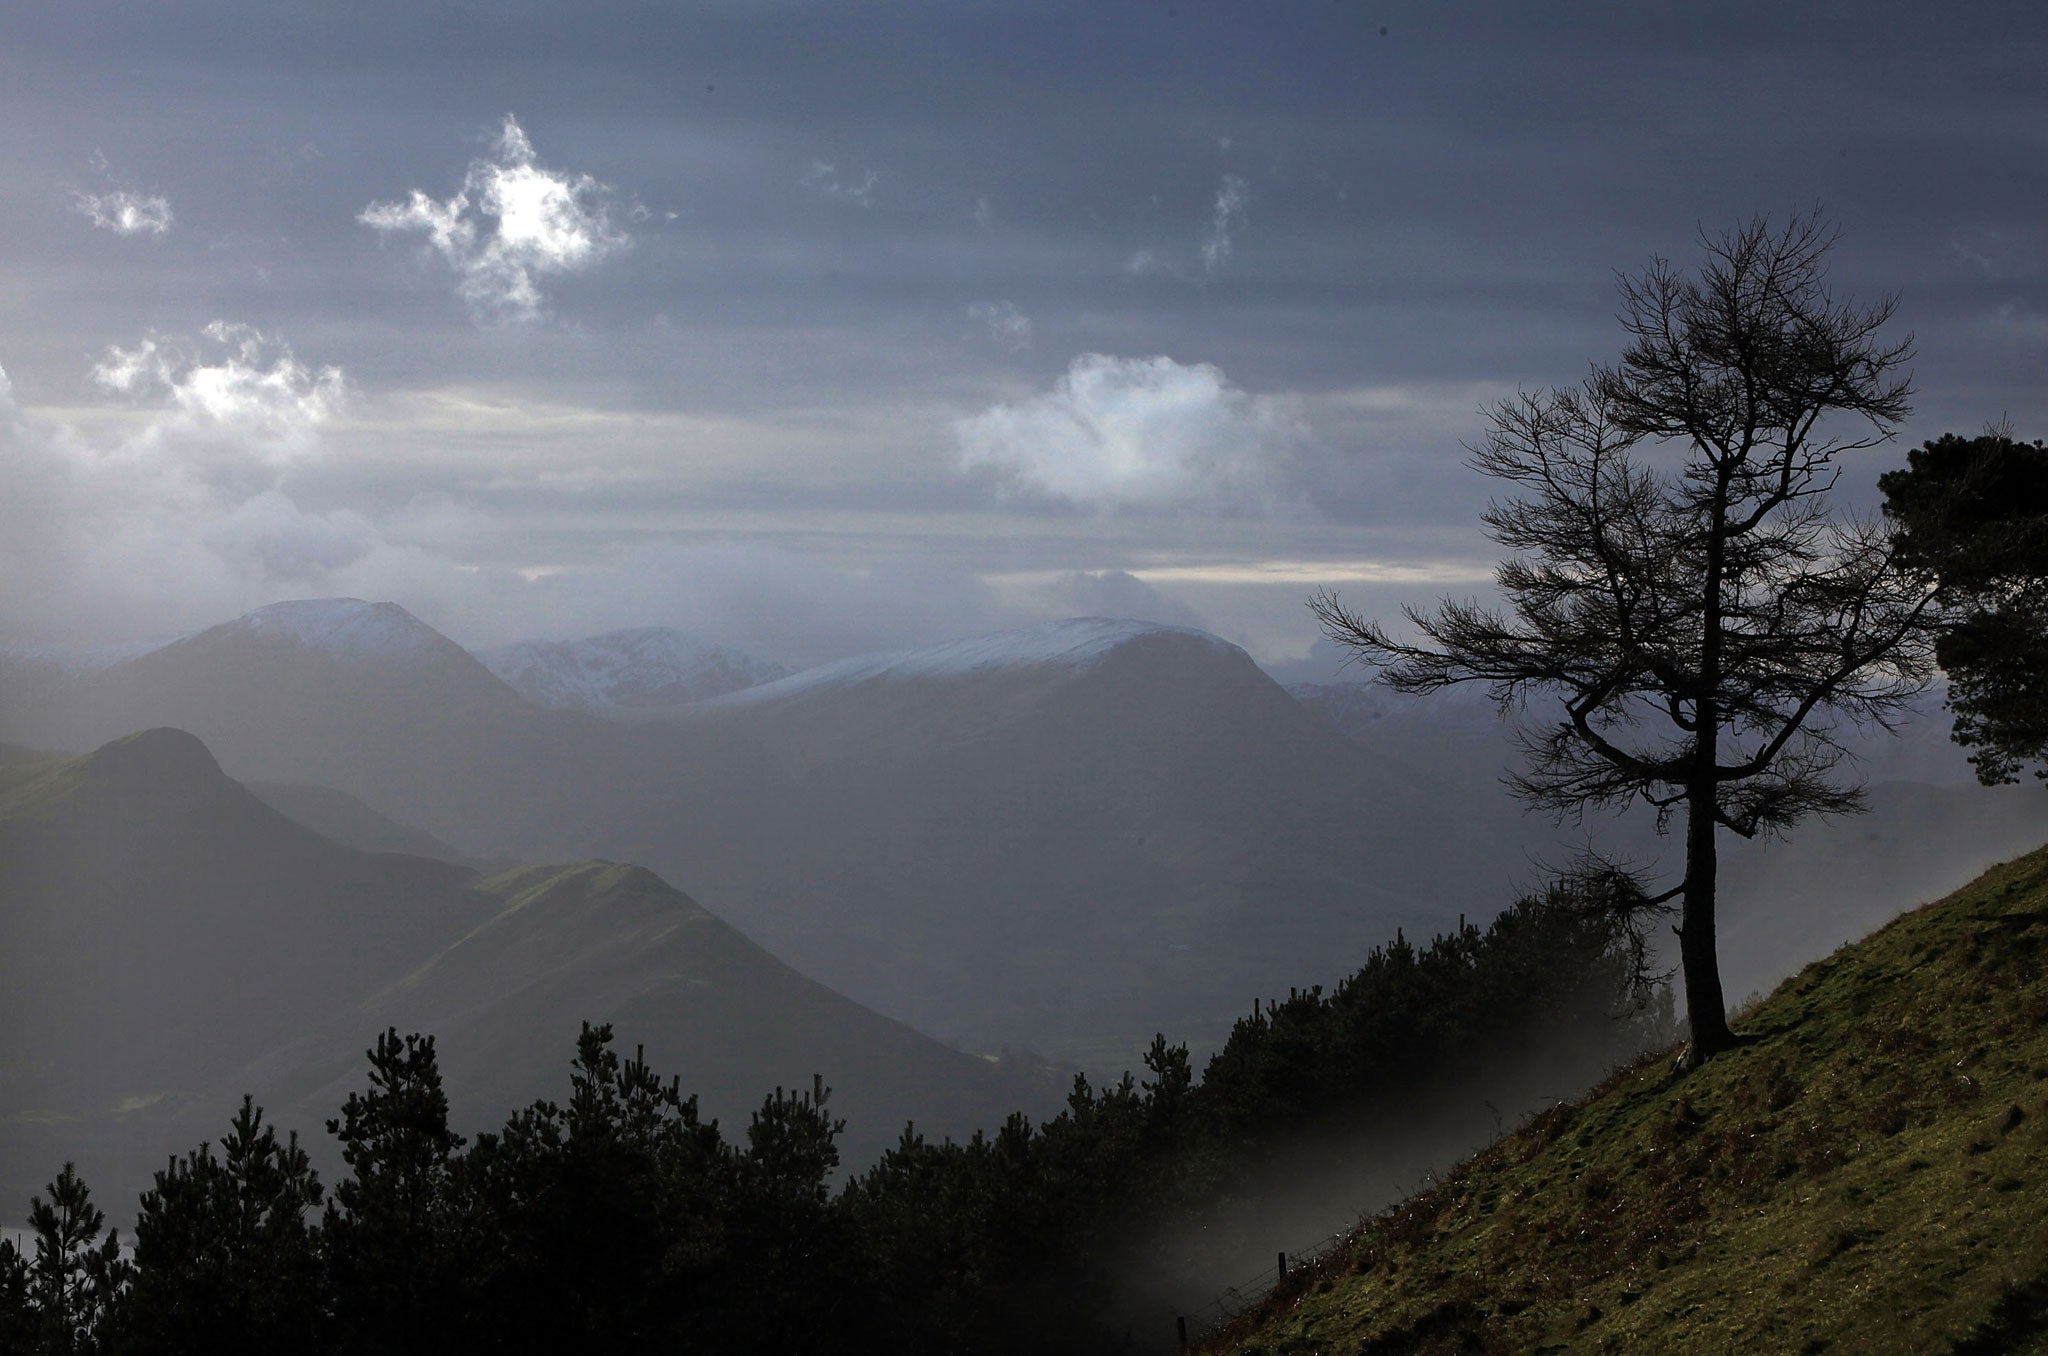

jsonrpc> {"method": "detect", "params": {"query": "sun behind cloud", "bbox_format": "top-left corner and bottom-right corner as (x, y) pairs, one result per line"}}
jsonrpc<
(360, 115), (629, 323)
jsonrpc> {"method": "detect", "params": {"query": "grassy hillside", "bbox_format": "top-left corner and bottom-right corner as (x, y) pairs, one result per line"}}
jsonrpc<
(1209, 844), (2048, 1355)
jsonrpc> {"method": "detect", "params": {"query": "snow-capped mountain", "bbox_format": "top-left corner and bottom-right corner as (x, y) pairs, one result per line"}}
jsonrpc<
(1, 599), (456, 675)
(88, 598), (514, 694)
(705, 616), (1234, 710)
(480, 628), (790, 711)
(0, 600), (836, 991)
(0, 601), (467, 727)
(206, 597), (462, 662)
(0, 598), (526, 780)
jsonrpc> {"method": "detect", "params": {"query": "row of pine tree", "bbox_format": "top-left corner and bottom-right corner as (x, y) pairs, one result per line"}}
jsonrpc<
(2, 881), (1668, 1355)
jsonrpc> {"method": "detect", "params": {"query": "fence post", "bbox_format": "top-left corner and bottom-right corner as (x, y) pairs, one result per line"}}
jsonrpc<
(1177, 1314), (1189, 1352)
(1278, 1250), (1288, 1278)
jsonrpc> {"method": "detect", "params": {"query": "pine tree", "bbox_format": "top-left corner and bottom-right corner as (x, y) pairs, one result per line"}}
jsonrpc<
(6, 1163), (132, 1355)
(323, 1030), (464, 1355)
(118, 1097), (328, 1355)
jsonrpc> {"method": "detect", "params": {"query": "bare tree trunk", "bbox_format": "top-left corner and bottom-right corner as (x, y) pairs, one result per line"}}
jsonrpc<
(1681, 494), (1737, 1071)
(1678, 777), (1734, 1069)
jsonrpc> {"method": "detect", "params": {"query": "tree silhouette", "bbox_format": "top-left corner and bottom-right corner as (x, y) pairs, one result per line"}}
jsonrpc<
(1880, 428), (2048, 784)
(0, 1163), (132, 1355)
(730, 1075), (849, 1348)
(323, 1030), (464, 1355)
(451, 1022), (733, 1353)
(119, 1096), (327, 1355)
(1314, 213), (1938, 1066)
(0, 1229), (28, 1353)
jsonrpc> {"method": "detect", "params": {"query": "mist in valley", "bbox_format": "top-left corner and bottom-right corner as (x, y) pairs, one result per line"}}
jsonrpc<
(5, 3), (2048, 1352)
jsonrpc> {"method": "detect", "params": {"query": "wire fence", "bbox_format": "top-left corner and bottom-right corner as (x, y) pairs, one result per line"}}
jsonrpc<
(1174, 1223), (1357, 1350)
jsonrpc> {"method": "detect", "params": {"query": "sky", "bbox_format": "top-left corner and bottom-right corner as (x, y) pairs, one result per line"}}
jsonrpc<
(2, 1), (2045, 674)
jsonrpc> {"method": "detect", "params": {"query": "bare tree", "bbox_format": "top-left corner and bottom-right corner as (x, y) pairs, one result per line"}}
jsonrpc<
(1313, 213), (1940, 1067)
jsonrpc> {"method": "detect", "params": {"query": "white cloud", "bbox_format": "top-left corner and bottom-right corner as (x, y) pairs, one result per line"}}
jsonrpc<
(1131, 558), (1493, 586)
(966, 300), (1033, 350)
(2, 328), (1120, 658)
(801, 160), (878, 207)
(91, 321), (344, 469)
(0, 326), (383, 643)
(0, 376), (539, 651)
(1201, 173), (1249, 274)
(73, 189), (173, 236)
(87, 339), (163, 395)
(360, 115), (629, 322)
(0, 337), (1019, 657)
(956, 353), (1310, 515)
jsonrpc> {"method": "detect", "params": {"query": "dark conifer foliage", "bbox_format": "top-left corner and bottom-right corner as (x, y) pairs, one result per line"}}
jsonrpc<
(115, 1097), (326, 1356)
(0, 1163), (132, 1355)
(323, 1030), (465, 1356)
(1880, 430), (2048, 785)
(840, 878), (1669, 1352)
(5, 886), (1664, 1355)
(0, 1230), (27, 1354)
(449, 1022), (737, 1354)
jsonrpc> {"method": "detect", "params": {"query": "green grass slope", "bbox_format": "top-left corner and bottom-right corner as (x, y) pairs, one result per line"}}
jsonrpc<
(1211, 845), (2048, 1356)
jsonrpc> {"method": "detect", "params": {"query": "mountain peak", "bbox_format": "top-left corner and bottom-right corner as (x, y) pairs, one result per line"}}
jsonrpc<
(9, 727), (244, 823)
(705, 616), (1241, 709)
(212, 598), (448, 658)
(899, 616), (1236, 673)
(79, 726), (224, 783)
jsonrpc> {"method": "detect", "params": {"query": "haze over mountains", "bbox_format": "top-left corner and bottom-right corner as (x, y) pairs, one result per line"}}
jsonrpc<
(0, 600), (1523, 1067)
(0, 727), (1034, 1212)
(478, 629), (793, 711)
(5, 595), (2044, 1084)
(0, 728), (493, 1117)
(649, 617), (1518, 1061)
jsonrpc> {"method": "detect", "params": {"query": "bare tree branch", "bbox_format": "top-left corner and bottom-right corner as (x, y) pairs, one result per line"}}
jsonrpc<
(1314, 213), (1936, 1068)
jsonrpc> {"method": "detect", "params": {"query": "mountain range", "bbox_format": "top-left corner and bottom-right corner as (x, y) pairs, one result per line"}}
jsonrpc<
(0, 601), (1519, 1067)
(0, 727), (1039, 1214)
(5, 597), (2044, 1075)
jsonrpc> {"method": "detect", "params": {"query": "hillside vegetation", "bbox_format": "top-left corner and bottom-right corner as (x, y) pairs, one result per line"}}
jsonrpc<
(2, 814), (1666, 1354)
(1210, 844), (2048, 1355)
